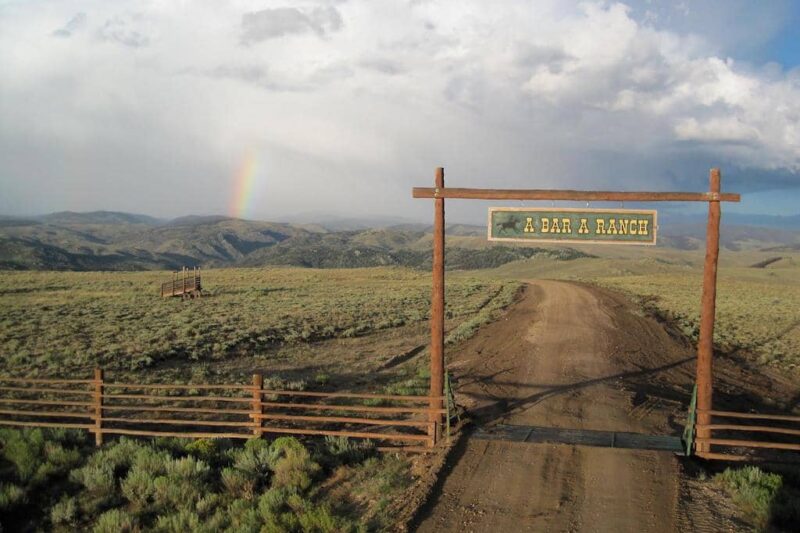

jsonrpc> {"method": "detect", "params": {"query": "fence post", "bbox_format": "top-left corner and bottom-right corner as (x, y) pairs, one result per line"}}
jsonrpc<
(93, 368), (104, 446)
(252, 374), (263, 437)
(429, 167), (446, 446)
(696, 168), (721, 454)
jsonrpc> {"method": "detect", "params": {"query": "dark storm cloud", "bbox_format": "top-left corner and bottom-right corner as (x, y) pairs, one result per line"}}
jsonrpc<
(240, 6), (343, 45)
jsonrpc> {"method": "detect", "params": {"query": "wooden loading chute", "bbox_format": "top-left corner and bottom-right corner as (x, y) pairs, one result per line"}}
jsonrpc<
(161, 266), (202, 299)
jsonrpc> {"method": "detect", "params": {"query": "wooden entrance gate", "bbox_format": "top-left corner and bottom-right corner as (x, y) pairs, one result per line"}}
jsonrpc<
(413, 167), (748, 456)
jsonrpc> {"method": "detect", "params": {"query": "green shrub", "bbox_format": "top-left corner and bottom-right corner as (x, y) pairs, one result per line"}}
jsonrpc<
(184, 438), (220, 462)
(149, 456), (211, 510)
(119, 446), (171, 508)
(195, 493), (223, 518)
(226, 498), (261, 533)
(257, 487), (290, 517)
(154, 510), (202, 533)
(132, 446), (171, 476)
(221, 466), (256, 499)
(165, 455), (210, 483)
(0, 427), (45, 482)
(299, 502), (354, 533)
(152, 437), (189, 455)
(225, 438), (272, 494)
(92, 438), (142, 474)
(120, 467), (157, 508)
(152, 476), (182, 509)
(267, 437), (304, 461)
(43, 441), (82, 471)
(50, 495), (78, 526)
(270, 440), (320, 493)
(0, 482), (26, 510)
(322, 436), (375, 466)
(70, 462), (115, 495)
(715, 466), (783, 528)
(92, 508), (138, 533)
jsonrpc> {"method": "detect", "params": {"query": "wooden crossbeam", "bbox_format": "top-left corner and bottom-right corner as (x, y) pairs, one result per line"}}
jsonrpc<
(412, 187), (740, 202)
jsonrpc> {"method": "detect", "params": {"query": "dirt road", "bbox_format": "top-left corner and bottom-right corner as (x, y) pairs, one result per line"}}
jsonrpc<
(414, 280), (713, 532)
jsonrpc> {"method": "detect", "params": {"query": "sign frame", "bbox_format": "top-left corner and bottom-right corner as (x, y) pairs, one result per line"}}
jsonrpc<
(487, 206), (658, 246)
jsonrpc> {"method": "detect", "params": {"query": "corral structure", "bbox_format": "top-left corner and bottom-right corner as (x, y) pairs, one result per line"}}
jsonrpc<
(161, 266), (202, 298)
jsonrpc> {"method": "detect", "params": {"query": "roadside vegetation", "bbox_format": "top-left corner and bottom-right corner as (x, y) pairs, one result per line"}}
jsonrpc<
(713, 466), (800, 531)
(0, 266), (522, 531)
(0, 427), (414, 532)
(593, 267), (800, 372)
(0, 267), (521, 378)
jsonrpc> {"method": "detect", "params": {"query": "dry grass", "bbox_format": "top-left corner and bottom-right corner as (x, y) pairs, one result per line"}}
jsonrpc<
(0, 267), (520, 379)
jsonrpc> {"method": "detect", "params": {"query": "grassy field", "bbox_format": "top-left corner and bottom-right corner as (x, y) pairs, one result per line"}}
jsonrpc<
(2, 250), (798, 530)
(593, 267), (800, 370)
(0, 266), (522, 531)
(0, 267), (519, 380)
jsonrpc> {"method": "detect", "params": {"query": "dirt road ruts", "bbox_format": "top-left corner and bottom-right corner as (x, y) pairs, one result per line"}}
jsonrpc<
(414, 280), (711, 532)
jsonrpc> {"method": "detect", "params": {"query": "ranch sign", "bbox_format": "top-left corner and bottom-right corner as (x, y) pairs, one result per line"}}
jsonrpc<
(488, 207), (657, 245)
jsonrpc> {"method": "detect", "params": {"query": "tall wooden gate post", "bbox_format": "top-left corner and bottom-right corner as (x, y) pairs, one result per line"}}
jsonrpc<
(93, 368), (104, 446)
(430, 167), (446, 442)
(695, 168), (721, 454)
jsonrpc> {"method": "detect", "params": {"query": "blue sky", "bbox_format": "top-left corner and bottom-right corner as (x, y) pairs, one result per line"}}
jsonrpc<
(0, 1), (798, 222)
(715, 1), (800, 69)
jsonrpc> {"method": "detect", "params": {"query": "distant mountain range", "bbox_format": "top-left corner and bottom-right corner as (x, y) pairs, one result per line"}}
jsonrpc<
(660, 212), (800, 231)
(0, 210), (796, 271)
(0, 211), (587, 271)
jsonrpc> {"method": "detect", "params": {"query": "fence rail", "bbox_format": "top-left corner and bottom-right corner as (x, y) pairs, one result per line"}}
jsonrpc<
(693, 408), (800, 461)
(0, 370), (446, 449)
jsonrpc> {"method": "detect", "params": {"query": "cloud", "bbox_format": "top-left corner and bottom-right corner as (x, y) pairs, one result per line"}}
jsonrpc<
(208, 65), (270, 86)
(240, 6), (343, 44)
(97, 14), (149, 47)
(52, 12), (87, 38)
(674, 117), (760, 144)
(1, 1), (799, 221)
(359, 57), (405, 75)
(509, 3), (800, 171)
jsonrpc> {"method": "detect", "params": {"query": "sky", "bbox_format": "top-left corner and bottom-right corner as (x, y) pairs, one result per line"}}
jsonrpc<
(1, 0), (799, 224)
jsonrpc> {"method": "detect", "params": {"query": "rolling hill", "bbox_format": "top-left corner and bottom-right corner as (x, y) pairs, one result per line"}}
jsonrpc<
(0, 210), (797, 271)
(0, 212), (588, 271)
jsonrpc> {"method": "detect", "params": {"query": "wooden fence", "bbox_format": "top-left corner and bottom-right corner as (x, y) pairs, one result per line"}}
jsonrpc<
(692, 406), (800, 461)
(0, 370), (447, 450)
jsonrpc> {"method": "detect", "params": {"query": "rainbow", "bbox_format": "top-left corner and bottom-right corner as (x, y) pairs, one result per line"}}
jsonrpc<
(229, 149), (259, 219)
